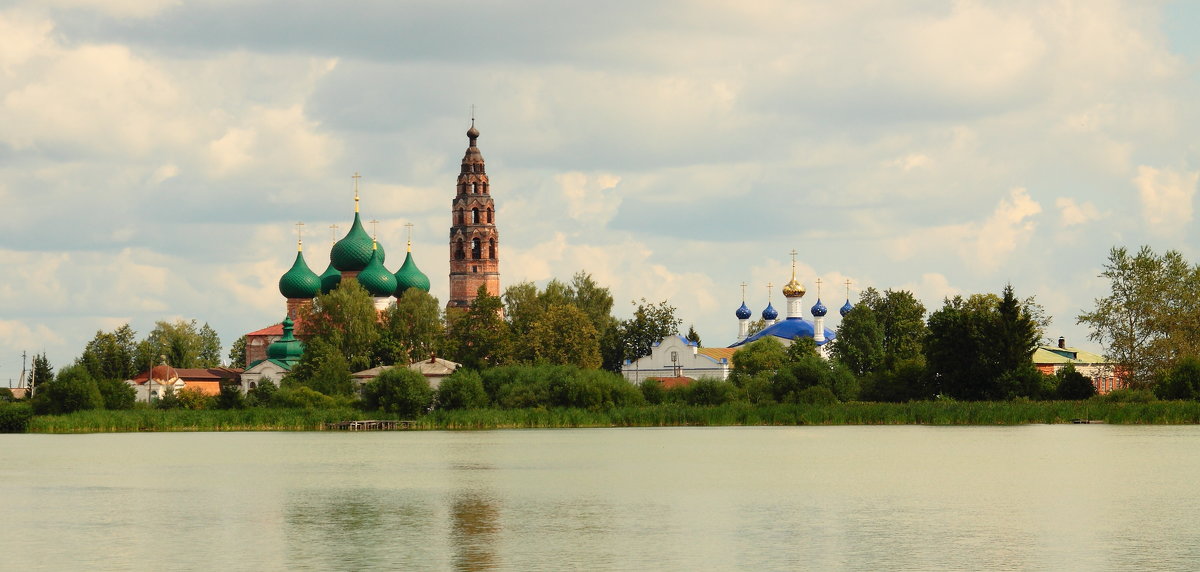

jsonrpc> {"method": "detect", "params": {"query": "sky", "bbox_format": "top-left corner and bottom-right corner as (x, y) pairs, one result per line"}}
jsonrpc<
(2, 0), (1200, 383)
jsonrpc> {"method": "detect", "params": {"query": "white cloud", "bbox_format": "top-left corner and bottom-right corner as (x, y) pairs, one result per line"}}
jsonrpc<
(1056, 197), (1102, 227)
(558, 172), (621, 224)
(1135, 165), (1199, 236)
(890, 188), (1042, 273)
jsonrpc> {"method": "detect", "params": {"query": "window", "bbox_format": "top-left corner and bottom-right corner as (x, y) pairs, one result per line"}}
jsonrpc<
(471, 238), (481, 260)
(489, 238), (496, 259)
(455, 239), (465, 260)
(487, 208), (493, 223)
(472, 208), (479, 224)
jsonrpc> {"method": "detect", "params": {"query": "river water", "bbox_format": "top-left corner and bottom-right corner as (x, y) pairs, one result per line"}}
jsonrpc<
(2, 425), (1199, 571)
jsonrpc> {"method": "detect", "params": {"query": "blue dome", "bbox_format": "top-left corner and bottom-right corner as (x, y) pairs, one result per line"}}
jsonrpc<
(811, 299), (828, 317)
(762, 302), (778, 321)
(728, 317), (837, 348)
(735, 302), (752, 320)
(840, 299), (854, 317)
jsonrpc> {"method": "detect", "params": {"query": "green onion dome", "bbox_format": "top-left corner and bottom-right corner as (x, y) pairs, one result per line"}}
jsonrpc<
(357, 247), (397, 297)
(319, 261), (341, 294)
(394, 251), (431, 295)
(266, 316), (305, 361)
(330, 212), (385, 272)
(278, 250), (321, 299)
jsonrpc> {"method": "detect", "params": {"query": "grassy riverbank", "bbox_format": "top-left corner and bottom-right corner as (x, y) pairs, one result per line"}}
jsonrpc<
(19, 400), (1200, 433)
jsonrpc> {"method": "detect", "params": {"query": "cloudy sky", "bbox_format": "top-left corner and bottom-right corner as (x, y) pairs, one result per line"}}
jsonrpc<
(3, 0), (1199, 382)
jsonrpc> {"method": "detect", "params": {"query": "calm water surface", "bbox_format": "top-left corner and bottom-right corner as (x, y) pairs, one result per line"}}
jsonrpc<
(3, 425), (1200, 571)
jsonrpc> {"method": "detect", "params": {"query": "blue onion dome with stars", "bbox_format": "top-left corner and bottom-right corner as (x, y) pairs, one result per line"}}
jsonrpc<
(736, 302), (752, 320)
(762, 302), (779, 321)
(811, 299), (828, 317)
(840, 299), (854, 317)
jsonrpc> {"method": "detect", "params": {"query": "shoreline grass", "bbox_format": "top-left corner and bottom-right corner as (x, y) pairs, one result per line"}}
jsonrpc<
(19, 400), (1200, 433)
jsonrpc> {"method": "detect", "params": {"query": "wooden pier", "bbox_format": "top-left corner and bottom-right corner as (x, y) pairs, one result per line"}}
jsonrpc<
(324, 420), (415, 431)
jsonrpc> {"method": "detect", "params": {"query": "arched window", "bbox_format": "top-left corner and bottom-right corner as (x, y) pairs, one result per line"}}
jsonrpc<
(489, 238), (496, 260)
(455, 239), (466, 260)
(472, 208), (479, 224)
(457, 209), (464, 225)
(487, 208), (494, 223)
(471, 238), (481, 260)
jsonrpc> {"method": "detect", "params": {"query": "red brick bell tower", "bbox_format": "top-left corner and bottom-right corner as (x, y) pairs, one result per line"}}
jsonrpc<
(448, 120), (500, 309)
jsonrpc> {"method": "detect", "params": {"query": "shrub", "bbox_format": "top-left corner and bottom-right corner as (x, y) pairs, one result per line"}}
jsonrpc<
(362, 368), (433, 416)
(175, 386), (214, 410)
(640, 379), (664, 405)
(156, 386), (181, 410)
(247, 379), (278, 407)
(1094, 388), (1156, 403)
(273, 386), (337, 409)
(437, 370), (489, 410)
(796, 385), (839, 405)
(0, 402), (33, 432)
(1056, 365), (1097, 400)
(215, 383), (246, 410)
(0, 387), (13, 402)
(686, 379), (736, 406)
(96, 378), (136, 410)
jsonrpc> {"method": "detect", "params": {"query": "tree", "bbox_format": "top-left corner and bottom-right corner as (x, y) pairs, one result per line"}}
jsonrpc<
(376, 289), (445, 365)
(728, 337), (789, 382)
(96, 378), (136, 410)
(227, 335), (248, 368)
(135, 319), (223, 369)
(215, 383), (246, 409)
(78, 324), (139, 381)
(436, 369), (489, 409)
(362, 367), (433, 416)
(524, 304), (602, 368)
(858, 288), (929, 370)
(1078, 246), (1200, 388)
(300, 279), (381, 372)
(28, 352), (54, 396)
(1157, 357), (1200, 400)
(288, 337), (354, 396)
(926, 287), (1044, 400)
(31, 364), (103, 415)
(831, 305), (884, 377)
(446, 286), (512, 370)
(619, 298), (682, 363)
(685, 325), (702, 347)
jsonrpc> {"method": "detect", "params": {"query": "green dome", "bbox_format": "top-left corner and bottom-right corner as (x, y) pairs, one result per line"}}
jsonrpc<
(266, 316), (305, 362)
(394, 251), (431, 295)
(357, 248), (397, 297)
(330, 212), (385, 272)
(319, 261), (341, 294)
(278, 250), (321, 299)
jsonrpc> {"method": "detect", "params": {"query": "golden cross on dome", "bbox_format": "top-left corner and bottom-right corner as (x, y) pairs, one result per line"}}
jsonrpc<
(740, 281), (748, 301)
(789, 249), (799, 279)
(405, 222), (414, 251)
(845, 279), (852, 298)
(295, 221), (305, 251)
(329, 224), (339, 245)
(352, 172), (362, 212)
(766, 282), (774, 302)
(368, 219), (380, 241)
(815, 277), (822, 298)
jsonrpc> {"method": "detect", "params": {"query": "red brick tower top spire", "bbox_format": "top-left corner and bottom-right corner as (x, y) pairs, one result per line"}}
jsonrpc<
(448, 120), (500, 309)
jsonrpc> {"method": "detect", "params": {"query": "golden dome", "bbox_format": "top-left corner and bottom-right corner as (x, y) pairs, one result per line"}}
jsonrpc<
(782, 278), (806, 298)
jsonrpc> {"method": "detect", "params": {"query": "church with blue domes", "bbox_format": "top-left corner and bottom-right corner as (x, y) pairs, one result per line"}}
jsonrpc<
(729, 253), (853, 354)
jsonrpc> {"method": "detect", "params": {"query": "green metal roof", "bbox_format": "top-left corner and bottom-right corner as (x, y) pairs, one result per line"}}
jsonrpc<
(357, 247), (397, 297)
(1033, 346), (1109, 365)
(394, 250), (431, 295)
(330, 212), (385, 272)
(278, 250), (321, 299)
(266, 316), (305, 362)
(319, 261), (341, 294)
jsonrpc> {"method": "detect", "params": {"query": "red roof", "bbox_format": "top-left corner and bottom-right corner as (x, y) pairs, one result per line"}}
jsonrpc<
(649, 376), (695, 389)
(131, 367), (243, 384)
(246, 323), (283, 337)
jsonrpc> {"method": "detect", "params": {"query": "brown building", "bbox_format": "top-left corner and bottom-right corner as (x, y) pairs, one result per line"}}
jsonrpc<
(448, 122), (500, 309)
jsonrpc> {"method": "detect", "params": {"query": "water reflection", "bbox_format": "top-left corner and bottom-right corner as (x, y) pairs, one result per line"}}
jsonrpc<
(285, 488), (438, 569)
(450, 493), (499, 571)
